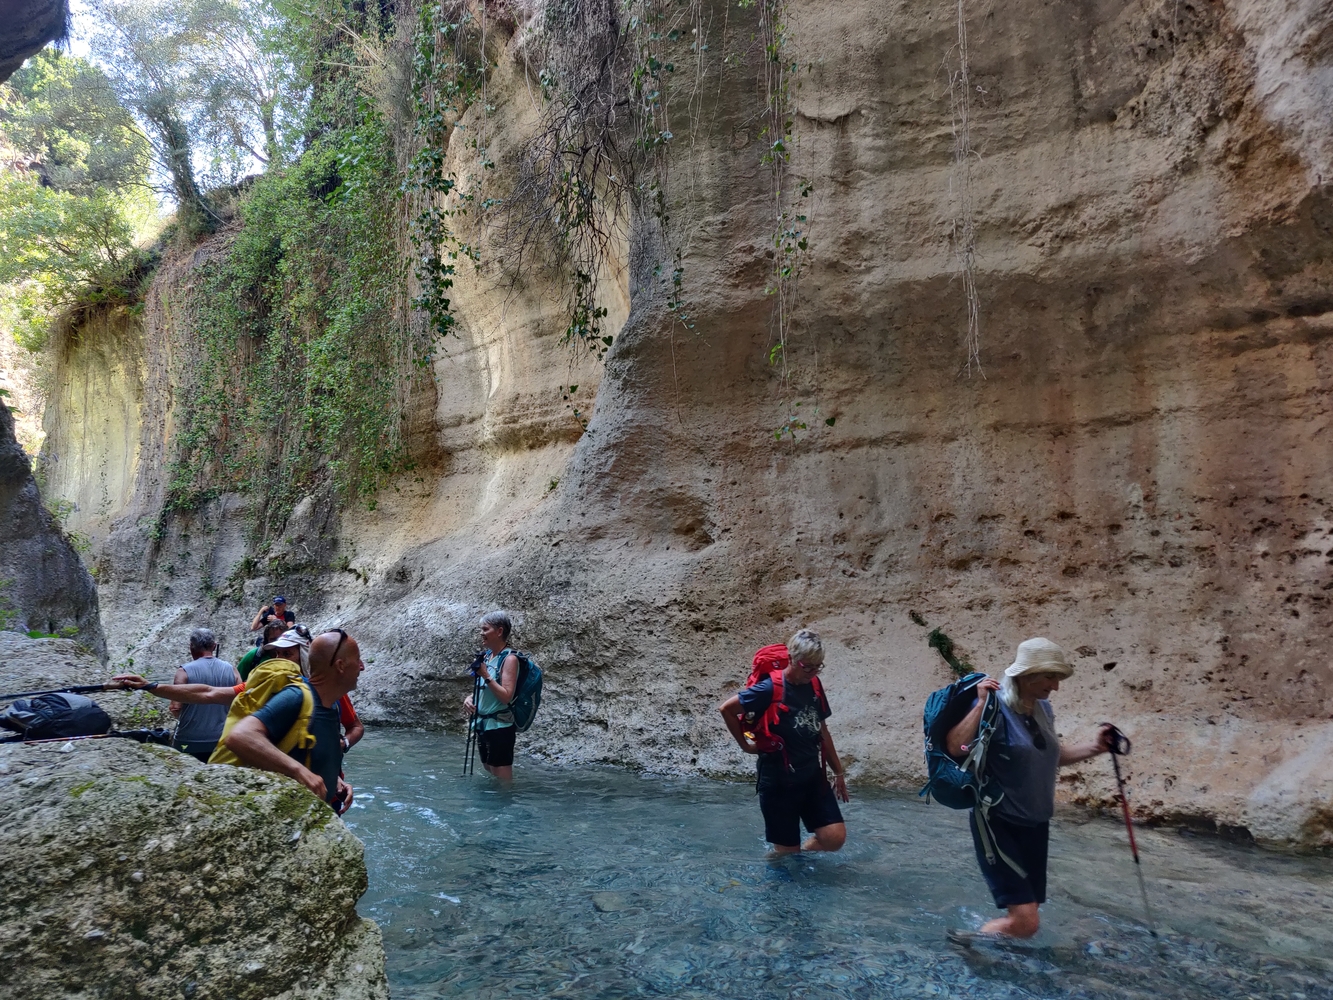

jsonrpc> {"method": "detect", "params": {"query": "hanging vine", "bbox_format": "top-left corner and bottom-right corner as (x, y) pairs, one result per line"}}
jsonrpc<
(947, 0), (983, 377)
(403, 0), (489, 353)
(749, 0), (816, 440)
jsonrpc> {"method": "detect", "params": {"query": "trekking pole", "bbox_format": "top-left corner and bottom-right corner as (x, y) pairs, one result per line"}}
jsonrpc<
(1, 683), (117, 701)
(463, 653), (483, 776)
(1105, 724), (1158, 938)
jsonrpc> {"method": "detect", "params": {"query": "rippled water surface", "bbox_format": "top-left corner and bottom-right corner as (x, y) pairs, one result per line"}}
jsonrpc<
(345, 730), (1333, 999)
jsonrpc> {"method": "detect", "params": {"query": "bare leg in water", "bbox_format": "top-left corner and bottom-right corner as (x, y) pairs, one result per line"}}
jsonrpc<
(769, 822), (846, 855)
(981, 902), (1039, 938)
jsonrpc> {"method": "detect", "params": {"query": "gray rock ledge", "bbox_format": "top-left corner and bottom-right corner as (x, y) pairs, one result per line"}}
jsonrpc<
(0, 738), (387, 1000)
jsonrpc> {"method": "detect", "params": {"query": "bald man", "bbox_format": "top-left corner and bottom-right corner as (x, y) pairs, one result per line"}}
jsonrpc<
(224, 629), (364, 813)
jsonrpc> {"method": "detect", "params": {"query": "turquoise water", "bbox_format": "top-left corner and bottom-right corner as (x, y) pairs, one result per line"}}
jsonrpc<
(345, 730), (1333, 999)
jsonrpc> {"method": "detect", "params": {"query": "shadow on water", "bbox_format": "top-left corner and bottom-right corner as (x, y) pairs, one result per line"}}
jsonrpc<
(345, 729), (1333, 999)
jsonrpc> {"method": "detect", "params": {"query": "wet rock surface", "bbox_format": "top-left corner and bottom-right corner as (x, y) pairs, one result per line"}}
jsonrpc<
(0, 739), (387, 1000)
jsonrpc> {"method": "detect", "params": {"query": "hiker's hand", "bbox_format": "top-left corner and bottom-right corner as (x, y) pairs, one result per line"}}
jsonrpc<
(295, 766), (327, 802)
(463, 695), (475, 715)
(1095, 723), (1117, 754)
(976, 676), (1000, 694)
(112, 674), (148, 689)
(832, 773), (850, 802)
(334, 779), (353, 814)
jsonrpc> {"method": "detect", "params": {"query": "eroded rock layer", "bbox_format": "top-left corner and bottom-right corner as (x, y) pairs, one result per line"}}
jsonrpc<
(39, 0), (1333, 846)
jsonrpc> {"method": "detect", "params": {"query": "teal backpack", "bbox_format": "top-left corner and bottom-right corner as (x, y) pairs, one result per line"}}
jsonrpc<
(919, 672), (1026, 877)
(478, 649), (544, 732)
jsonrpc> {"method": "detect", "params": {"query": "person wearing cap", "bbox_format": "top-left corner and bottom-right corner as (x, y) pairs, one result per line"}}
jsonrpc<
(946, 637), (1115, 939)
(224, 628), (363, 813)
(236, 618), (291, 681)
(250, 595), (296, 632)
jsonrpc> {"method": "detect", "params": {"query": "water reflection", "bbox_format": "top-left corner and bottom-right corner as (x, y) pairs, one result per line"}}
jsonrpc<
(346, 730), (1333, 999)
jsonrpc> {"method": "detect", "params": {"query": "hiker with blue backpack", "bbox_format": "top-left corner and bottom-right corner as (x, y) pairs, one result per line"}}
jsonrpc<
(719, 629), (850, 855)
(926, 637), (1114, 941)
(463, 611), (526, 779)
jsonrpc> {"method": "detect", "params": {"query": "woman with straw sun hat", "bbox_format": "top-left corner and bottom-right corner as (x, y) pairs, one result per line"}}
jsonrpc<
(946, 637), (1116, 940)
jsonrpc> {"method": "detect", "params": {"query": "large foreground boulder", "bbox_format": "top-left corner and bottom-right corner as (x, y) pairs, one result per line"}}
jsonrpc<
(0, 739), (387, 1000)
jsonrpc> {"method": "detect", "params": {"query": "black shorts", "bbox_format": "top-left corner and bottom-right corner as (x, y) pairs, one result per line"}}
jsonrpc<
(758, 773), (844, 847)
(173, 738), (216, 764)
(970, 810), (1049, 908)
(478, 725), (516, 767)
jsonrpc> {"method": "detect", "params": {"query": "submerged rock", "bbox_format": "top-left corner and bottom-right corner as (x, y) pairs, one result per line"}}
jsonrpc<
(0, 738), (387, 1000)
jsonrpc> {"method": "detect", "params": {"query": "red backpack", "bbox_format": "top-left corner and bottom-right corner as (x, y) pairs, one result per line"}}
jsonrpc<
(740, 644), (828, 757)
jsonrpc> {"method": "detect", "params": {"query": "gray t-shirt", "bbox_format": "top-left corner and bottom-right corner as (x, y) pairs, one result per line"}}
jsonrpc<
(988, 699), (1059, 825)
(174, 656), (238, 747)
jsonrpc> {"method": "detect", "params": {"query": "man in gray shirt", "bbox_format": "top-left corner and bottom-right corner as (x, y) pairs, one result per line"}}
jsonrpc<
(170, 628), (240, 762)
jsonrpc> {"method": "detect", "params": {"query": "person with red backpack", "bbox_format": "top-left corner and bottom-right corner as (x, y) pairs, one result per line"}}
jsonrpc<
(718, 629), (850, 854)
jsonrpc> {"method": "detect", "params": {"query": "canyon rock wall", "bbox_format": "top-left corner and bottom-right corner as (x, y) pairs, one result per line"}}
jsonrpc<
(42, 0), (1333, 845)
(0, 738), (387, 1000)
(0, 399), (105, 657)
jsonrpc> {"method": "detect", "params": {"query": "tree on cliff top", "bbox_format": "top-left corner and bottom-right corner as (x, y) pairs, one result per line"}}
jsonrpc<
(85, 0), (308, 233)
(0, 47), (156, 349)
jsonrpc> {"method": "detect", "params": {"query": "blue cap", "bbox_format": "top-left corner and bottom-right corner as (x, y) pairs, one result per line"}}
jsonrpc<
(273, 595), (286, 604)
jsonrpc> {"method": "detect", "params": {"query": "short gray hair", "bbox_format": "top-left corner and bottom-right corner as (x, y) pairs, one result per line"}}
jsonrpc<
(787, 628), (824, 666)
(481, 610), (513, 641)
(189, 628), (217, 656)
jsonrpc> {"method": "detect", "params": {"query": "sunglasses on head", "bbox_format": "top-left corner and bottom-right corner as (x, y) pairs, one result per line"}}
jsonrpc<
(323, 628), (348, 665)
(1021, 712), (1047, 751)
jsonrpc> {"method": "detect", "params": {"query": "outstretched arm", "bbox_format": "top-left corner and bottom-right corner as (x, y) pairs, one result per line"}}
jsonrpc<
(113, 674), (238, 705)
(1059, 723), (1115, 765)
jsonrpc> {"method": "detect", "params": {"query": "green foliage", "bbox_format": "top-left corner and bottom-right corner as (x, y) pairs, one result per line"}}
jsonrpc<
(166, 75), (415, 537)
(0, 48), (157, 350)
(928, 627), (974, 677)
(403, 1), (486, 351)
(2, 48), (150, 195)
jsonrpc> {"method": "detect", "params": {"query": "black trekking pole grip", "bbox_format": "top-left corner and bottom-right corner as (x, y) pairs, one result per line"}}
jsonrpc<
(1104, 722), (1132, 757)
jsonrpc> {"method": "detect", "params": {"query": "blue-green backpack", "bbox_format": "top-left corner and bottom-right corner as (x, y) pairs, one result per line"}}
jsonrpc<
(918, 672), (1025, 876)
(478, 649), (543, 732)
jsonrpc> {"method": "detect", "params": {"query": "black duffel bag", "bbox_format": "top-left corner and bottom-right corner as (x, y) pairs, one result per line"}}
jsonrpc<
(0, 693), (113, 741)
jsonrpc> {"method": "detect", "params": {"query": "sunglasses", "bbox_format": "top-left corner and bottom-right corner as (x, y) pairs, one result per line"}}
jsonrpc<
(795, 660), (823, 673)
(1021, 712), (1047, 751)
(324, 628), (348, 665)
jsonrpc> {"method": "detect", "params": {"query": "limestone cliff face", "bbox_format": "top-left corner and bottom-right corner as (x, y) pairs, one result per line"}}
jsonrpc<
(43, 0), (1333, 845)
(0, 400), (105, 658)
(0, 739), (387, 1000)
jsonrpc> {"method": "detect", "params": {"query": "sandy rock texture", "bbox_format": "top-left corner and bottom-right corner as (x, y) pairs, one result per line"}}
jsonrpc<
(0, 401), (105, 657)
(0, 631), (167, 728)
(0, 738), (387, 1000)
(38, 0), (1333, 846)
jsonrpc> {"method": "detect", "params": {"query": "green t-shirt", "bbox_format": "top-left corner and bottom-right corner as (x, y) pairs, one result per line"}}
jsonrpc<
(236, 646), (261, 682)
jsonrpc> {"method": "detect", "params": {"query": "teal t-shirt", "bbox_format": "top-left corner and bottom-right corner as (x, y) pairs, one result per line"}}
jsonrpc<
(475, 648), (516, 731)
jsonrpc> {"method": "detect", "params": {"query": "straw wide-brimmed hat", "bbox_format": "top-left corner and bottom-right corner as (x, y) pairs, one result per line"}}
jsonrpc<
(1004, 637), (1074, 679)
